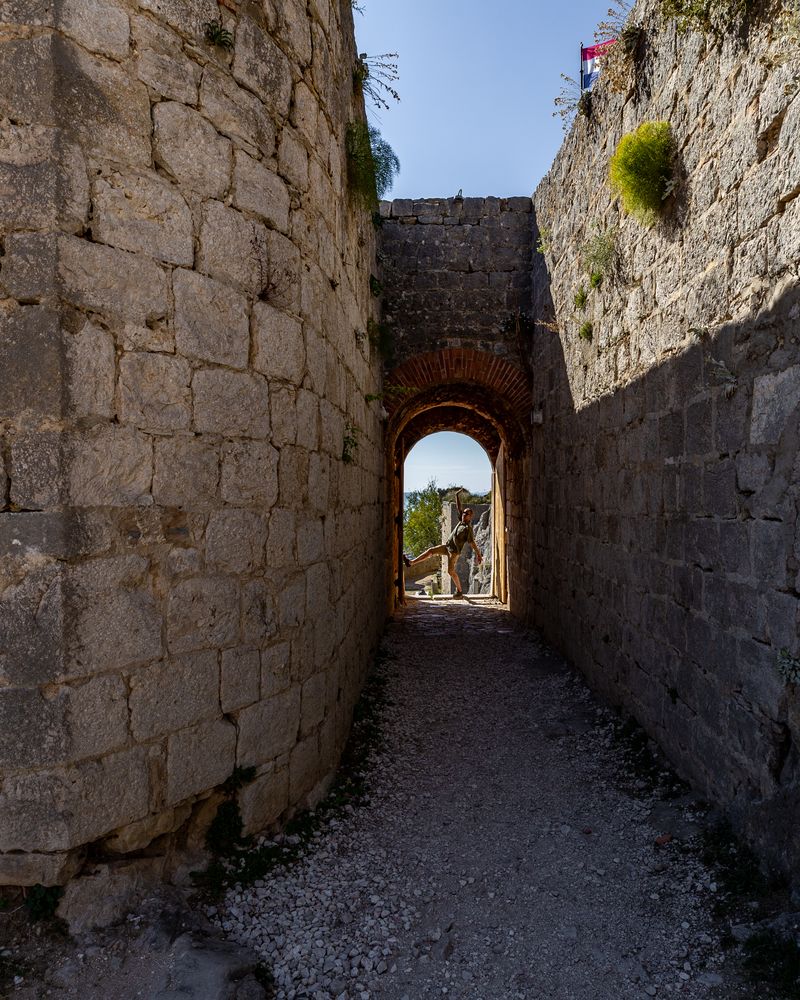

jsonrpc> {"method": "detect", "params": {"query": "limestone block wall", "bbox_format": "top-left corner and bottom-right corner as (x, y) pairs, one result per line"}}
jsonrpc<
(528, 0), (800, 873)
(379, 197), (534, 369)
(0, 0), (386, 885)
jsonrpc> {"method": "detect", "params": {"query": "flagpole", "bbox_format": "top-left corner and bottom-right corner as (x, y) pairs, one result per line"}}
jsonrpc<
(579, 41), (584, 93)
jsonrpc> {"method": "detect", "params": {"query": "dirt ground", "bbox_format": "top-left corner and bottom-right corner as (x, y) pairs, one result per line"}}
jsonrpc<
(2, 598), (795, 999)
(216, 598), (794, 999)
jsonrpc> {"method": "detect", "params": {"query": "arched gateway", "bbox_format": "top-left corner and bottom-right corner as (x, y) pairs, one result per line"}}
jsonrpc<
(376, 197), (536, 610)
(384, 348), (531, 606)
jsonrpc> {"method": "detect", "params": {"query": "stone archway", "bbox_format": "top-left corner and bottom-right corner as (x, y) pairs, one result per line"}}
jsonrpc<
(383, 348), (531, 609)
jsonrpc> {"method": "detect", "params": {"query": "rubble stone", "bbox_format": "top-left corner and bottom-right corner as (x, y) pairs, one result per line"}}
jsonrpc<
(193, 369), (270, 438)
(252, 302), (305, 383)
(67, 426), (153, 506)
(153, 436), (220, 509)
(166, 577), (240, 654)
(129, 650), (219, 741)
(237, 687), (301, 767)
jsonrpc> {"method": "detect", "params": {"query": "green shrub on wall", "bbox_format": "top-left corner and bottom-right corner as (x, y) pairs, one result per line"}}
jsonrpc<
(345, 122), (400, 209)
(659, 0), (750, 34)
(609, 121), (674, 226)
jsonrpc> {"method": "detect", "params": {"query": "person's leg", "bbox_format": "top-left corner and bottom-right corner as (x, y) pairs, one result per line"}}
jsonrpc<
(408, 544), (448, 565)
(447, 554), (463, 595)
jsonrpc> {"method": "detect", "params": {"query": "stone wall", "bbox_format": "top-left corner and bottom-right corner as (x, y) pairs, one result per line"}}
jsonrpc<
(0, 0), (386, 884)
(528, 0), (800, 873)
(379, 197), (534, 370)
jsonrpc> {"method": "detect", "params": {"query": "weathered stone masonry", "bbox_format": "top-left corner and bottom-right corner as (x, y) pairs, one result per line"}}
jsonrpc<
(526, 2), (800, 874)
(0, 0), (386, 885)
(1, 0), (799, 890)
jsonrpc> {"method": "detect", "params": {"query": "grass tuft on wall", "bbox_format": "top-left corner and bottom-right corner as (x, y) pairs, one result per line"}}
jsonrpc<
(609, 121), (674, 226)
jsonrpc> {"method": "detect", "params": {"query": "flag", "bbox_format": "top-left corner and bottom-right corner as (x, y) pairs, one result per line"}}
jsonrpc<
(581, 40), (616, 90)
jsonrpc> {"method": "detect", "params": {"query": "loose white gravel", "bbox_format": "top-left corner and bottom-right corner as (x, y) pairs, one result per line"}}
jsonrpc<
(214, 599), (746, 999)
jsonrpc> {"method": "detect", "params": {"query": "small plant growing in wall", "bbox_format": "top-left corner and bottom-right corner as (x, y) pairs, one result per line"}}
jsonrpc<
(23, 884), (63, 922)
(762, 0), (800, 66)
(365, 384), (416, 403)
(596, 0), (633, 38)
(582, 223), (618, 279)
(369, 273), (383, 297)
(707, 357), (738, 397)
(659, 0), (751, 35)
(609, 121), (675, 226)
(593, 2), (644, 93)
(346, 122), (400, 209)
(367, 316), (393, 360)
(535, 223), (553, 257)
(578, 321), (594, 342)
(780, 0), (800, 41)
(204, 18), (234, 50)
(353, 52), (400, 110)
(777, 648), (800, 685)
(620, 21), (644, 53)
(553, 75), (591, 132)
(342, 423), (359, 464)
(573, 286), (588, 311)
(501, 311), (536, 337)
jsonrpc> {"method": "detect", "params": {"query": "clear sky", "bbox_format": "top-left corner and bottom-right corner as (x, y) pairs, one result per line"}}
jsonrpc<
(405, 432), (493, 494)
(358, 1), (610, 489)
(354, 0), (610, 199)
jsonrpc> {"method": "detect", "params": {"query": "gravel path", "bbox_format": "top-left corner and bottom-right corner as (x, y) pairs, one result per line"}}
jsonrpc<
(216, 598), (744, 1000)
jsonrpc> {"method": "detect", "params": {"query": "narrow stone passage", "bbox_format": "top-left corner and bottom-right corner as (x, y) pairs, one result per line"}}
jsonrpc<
(217, 601), (743, 1000)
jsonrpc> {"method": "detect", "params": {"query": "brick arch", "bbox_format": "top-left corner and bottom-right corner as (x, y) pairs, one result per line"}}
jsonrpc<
(385, 348), (531, 458)
(385, 348), (530, 419)
(401, 405), (501, 461)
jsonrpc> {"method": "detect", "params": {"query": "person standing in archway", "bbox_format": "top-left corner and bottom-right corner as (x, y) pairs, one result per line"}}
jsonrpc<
(404, 489), (483, 598)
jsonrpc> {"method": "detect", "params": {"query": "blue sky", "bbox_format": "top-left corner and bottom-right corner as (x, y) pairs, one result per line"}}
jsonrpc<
(357, 1), (611, 489)
(354, 0), (609, 199)
(405, 432), (492, 494)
